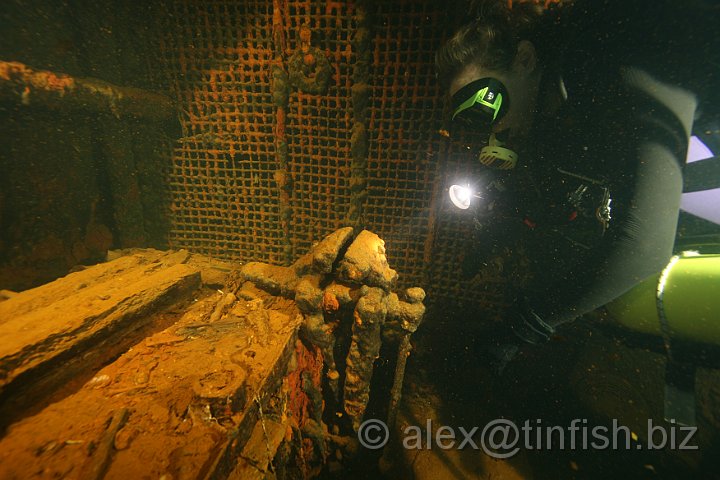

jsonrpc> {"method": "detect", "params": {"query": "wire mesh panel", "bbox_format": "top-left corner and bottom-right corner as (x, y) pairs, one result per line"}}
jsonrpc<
(152, 0), (510, 311)
(364, 1), (445, 290)
(158, 0), (284, 263)
(284, 1), (355, 256)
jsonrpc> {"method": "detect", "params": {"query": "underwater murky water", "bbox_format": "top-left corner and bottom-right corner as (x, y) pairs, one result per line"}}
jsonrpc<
(1, 0), (720, 478)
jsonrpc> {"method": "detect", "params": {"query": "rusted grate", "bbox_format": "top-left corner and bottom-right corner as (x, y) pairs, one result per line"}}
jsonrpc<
(154, 0), (509, 312)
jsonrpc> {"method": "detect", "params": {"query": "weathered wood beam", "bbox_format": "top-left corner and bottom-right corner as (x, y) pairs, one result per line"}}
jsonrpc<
(0, 60), (175, 121)
(0, 249), (201, 432)
(0, 286), (302, 479)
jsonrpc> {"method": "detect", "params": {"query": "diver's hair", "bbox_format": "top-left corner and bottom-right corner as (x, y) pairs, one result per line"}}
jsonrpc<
(436, 0), (565, 88)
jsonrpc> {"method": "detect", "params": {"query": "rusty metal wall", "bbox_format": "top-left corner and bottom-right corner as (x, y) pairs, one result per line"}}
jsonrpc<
(156, 0), (508, 311)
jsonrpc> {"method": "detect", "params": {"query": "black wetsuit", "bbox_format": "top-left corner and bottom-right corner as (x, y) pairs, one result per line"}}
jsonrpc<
(510, 0), (720, 329)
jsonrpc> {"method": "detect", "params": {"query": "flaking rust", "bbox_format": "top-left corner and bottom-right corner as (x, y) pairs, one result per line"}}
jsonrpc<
(238, 227), (426, 433)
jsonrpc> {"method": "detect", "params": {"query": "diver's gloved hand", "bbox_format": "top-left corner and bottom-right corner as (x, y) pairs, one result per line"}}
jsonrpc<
(510, 301), (555, 345)
(485, 303), (555, 376)
(461, 216), (527, 279)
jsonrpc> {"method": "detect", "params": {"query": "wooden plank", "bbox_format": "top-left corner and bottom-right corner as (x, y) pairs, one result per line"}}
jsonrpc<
(0, 250), (200, 431)
(228, 418), (287, 480)
(0, 262), (199, 371)
(0, 292), (302, 479)
(0, 249), (168, 322)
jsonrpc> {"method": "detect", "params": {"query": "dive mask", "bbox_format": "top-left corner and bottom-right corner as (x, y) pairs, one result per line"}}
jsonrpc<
(451, 77), (509, 131)
(450, 77), (518, 170)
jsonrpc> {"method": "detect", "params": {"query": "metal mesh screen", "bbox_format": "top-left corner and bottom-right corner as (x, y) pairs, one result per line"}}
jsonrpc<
(159, 1), (284, 263)
(155, 0), (509, 312)
(364, 2), (443, 290)
(285, 2), (354, 255)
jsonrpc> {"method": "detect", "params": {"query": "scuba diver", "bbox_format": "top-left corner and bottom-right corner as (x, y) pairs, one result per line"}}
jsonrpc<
(435, 0), (720, 362)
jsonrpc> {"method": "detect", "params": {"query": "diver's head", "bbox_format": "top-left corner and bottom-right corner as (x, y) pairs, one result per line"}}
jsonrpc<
(436, 1), (554, 145)
(448, 42), (541, 142)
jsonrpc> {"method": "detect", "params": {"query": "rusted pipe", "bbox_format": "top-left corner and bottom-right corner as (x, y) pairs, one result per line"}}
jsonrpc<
(0, 60), (174, 121)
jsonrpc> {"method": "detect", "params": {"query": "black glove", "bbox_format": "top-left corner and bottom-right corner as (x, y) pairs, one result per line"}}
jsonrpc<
(460, 215), (527, 279)
(480, 300), (554, 376)
(510, 300), (556, 345)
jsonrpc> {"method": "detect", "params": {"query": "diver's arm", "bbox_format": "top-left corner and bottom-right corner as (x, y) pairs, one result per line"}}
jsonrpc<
(534, 141), (683, 328)
(522, 67), (696, 332)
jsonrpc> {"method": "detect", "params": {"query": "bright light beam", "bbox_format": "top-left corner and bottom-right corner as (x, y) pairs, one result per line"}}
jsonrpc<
(449, 184), (480, 209)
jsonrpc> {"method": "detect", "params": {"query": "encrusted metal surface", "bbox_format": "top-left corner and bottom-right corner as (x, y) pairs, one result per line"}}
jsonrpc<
(155, 0), (508, 311)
